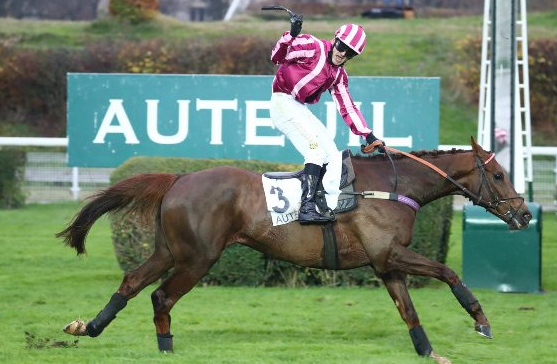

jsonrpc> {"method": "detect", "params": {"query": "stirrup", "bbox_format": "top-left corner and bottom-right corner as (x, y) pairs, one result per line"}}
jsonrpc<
(317, 207), (336, 222)
(299, 205), (335, 225)
(314, 190), (336, 221)
(299, 214), (334, 225)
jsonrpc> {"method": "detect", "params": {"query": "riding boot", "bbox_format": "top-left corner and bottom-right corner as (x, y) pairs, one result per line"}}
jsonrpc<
(314, 163), (336, 221)
(299, 163), (335, 225)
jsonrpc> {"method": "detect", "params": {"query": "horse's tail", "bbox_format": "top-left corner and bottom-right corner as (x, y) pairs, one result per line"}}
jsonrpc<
(56, 173), (179, 255)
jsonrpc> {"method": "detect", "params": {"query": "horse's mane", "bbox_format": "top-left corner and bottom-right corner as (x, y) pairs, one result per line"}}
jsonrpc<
(353, 148), (471, 160)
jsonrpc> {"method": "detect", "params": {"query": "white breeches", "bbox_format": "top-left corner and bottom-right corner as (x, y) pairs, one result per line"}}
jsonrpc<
(270, 92), (342, 208)
(270, 92), (339, 166)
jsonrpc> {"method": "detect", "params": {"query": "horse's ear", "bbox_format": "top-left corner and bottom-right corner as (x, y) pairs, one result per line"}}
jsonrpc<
(470, 136), (482, 155)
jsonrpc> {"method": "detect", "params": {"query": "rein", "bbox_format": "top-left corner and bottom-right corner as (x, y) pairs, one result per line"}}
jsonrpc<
(381, 146), (524, 223)
(383, 146), (484, 202)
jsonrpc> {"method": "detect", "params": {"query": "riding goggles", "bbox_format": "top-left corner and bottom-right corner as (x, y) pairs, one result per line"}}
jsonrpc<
(334, 38), (358, 59)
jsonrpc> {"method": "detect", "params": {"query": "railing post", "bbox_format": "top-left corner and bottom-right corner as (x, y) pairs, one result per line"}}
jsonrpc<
(71, 167), (80, 201)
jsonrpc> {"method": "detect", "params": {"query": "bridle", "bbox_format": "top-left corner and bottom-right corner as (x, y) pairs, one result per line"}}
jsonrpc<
(471, 153), (525, 223)
(381, 146), (525, 224)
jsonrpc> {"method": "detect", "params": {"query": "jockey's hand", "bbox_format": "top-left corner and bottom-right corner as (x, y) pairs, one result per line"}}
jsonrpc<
(364, 132), (386, 154)
(290, 14), (303, 37)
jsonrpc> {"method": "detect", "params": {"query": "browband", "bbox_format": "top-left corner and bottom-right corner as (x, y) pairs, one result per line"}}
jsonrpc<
(484, 153), (495, 165)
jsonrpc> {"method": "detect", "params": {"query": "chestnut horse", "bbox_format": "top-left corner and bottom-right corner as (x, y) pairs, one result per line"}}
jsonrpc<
(57, 138), (531, 364)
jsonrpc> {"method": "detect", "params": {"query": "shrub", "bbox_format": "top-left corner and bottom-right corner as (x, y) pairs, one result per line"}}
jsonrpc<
(455, 37), (557, 144)
(109, 0), (159, 24)
(0, 148), (26, 209)
(208, 37), (277, 75)
(116, 39), (175, 74)
(0, 47), (79, 136)
(109, 157), (453, 288)
(0, 36), (276, 137)
(528, 39), (557, 141)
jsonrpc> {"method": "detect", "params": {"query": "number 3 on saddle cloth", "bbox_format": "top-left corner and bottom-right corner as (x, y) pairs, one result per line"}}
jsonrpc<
(262, 150), (357, 226)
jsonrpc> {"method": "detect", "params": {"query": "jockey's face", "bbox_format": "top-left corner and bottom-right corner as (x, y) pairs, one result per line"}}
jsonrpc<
(330, 38), (357, 66)
(330, 45), (348, 65)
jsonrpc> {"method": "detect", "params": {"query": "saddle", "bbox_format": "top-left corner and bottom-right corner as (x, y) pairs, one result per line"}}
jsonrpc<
(263, 149), (358, 215)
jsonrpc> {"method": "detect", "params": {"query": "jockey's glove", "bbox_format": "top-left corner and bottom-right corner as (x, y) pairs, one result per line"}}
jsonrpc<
(366, 132), (386, 153)
(290, 14), (303, 37)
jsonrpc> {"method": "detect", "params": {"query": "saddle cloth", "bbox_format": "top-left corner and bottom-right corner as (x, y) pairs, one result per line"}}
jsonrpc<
(262, 150), (357, 226)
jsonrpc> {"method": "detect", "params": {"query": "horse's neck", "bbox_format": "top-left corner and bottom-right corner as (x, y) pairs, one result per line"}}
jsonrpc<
(355, 152), (475, 206)
(401, 151), (475, 205)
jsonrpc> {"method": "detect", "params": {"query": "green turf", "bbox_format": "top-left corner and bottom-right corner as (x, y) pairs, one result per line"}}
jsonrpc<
(0, 10), (556, 362)
(1, 203), (556, 363)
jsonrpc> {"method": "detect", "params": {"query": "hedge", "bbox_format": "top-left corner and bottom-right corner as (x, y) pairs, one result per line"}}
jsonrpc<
(0, 36), (275, 137)
(109, 0), (160, 24)
(109, 156), (453, 288)
(0, 148), (26, 209)
(455, 37), (557, 144)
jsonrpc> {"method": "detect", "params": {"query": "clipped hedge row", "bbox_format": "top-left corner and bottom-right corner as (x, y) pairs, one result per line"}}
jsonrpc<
(455, 37), (557, 143)
(0, 148), (26, 209)
(0, 36), (275, 137)
(109, 0), (159, 24)
(109, 156), (453, 288)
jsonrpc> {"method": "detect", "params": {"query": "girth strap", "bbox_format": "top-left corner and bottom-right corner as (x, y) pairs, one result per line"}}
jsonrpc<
(321, 223), (339, 270)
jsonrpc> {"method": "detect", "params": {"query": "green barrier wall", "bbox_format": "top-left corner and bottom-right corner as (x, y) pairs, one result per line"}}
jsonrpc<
(462, 203), (542, 293)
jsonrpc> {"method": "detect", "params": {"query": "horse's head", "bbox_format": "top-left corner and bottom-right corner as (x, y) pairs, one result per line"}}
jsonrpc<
(468, 137), (532, 230)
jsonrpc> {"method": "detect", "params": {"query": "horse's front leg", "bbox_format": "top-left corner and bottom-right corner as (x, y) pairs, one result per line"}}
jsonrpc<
(386, 243), (492, 338)
(379, 271), (451, 364)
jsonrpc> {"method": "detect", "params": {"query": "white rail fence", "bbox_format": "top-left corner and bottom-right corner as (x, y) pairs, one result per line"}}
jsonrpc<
(0, 137), (113, 203)
(1, 137), (556, 208)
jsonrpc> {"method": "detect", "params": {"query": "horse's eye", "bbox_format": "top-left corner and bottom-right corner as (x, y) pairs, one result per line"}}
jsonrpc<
(494, 172), (504, 180)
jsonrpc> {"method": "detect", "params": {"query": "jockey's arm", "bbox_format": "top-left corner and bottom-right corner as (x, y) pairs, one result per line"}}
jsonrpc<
(330, 73), (372, 137)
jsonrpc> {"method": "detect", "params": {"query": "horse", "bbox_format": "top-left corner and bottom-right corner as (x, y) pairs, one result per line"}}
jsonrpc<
(57, 137), (531, 364)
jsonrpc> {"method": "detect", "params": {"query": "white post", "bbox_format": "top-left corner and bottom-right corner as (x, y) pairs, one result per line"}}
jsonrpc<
(224, 0), (245, 21)
(71, 167), (80, 201)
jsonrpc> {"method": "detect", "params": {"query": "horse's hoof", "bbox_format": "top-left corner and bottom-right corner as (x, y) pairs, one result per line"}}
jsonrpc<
(430, 351), (452, 364)
(475, 324), (493, 339)
(63, 320), (88, 336)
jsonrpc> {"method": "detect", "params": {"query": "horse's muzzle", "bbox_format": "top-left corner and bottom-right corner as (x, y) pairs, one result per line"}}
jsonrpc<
(508, 209), (532, 230)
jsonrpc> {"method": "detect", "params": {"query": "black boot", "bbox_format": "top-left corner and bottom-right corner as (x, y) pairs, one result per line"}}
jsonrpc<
(314, 163), (336, 221)
(299, 163), (335, 225)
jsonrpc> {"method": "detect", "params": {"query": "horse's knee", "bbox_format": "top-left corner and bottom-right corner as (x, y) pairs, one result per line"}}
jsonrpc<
(402, 306), (420, 326)
(451, 282), (480, 314)
(151, 289), (173, 338)
(442, 267), (461, 286)
(118, 273), (139, 297)
(151, 289), (169, 313)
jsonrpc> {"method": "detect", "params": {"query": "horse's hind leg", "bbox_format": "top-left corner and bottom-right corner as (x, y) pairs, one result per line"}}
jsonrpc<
(386, 243), (491, 337)
(150, 257), (218, 352)
(379, 271), (451, 364)
(64, 217), (174, 338)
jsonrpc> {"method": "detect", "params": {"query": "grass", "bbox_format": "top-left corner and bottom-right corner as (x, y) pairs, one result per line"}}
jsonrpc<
(1, 202), (556, 363)
(0, 11), (556, 361)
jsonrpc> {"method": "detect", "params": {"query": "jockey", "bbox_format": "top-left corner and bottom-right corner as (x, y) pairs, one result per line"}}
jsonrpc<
(269, 18), (385, 224)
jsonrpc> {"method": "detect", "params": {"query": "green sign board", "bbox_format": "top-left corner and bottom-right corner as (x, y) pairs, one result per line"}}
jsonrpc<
(67, 73), (439, 167)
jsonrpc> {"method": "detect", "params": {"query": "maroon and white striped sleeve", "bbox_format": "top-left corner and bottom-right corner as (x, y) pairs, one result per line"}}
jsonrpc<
(271, 33), (316, 65)
(330, 71), (372, 136)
